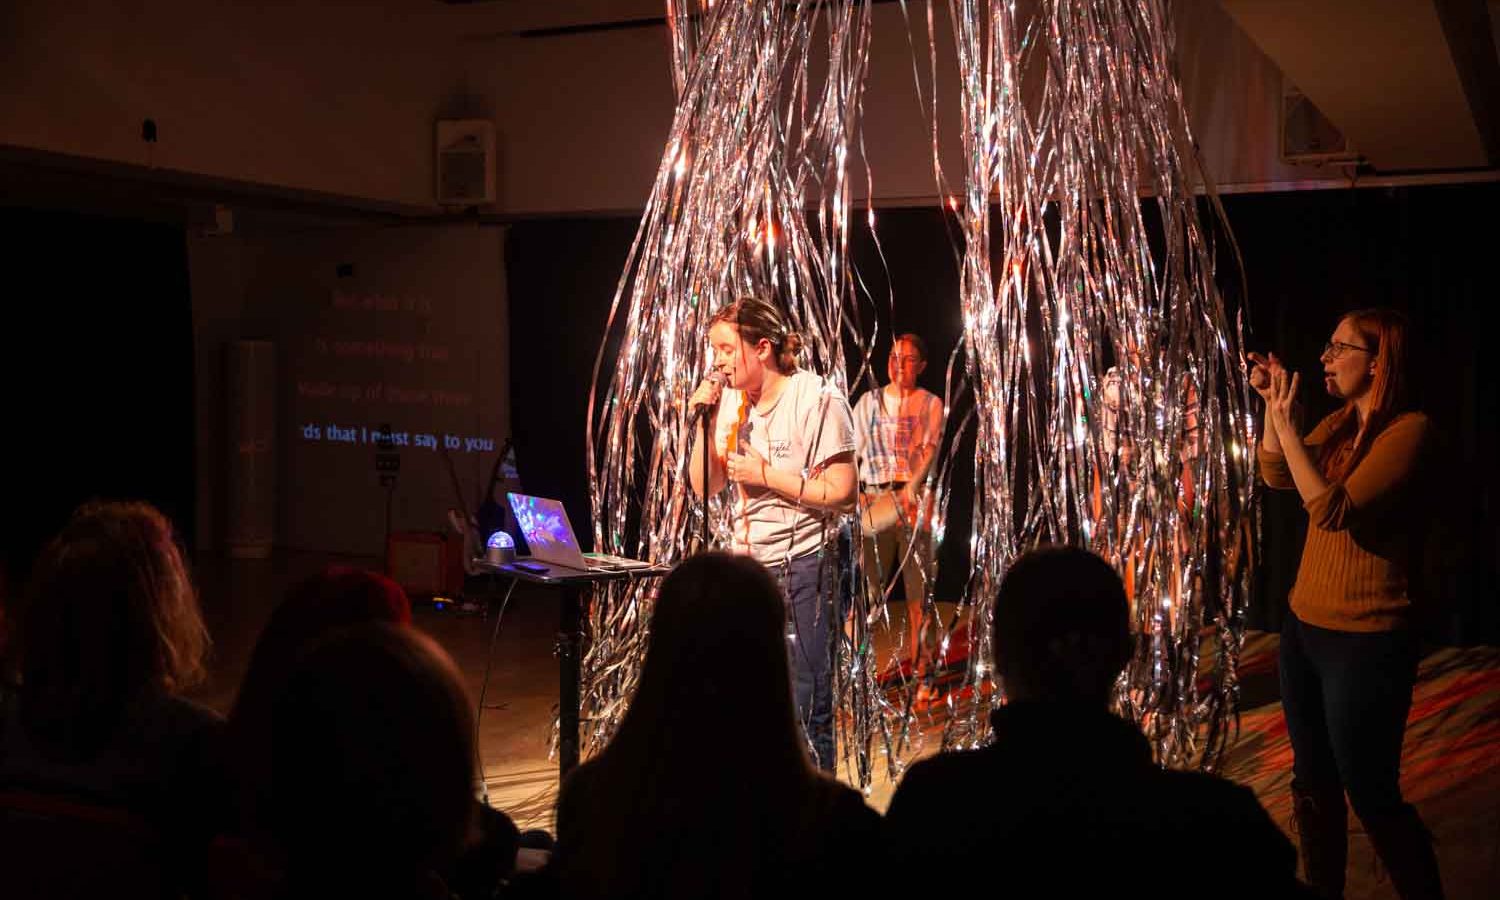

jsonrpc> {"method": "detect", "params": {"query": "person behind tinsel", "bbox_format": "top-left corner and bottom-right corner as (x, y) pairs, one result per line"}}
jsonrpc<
(1089, 335), (1200, 623)
(851, 333), (945, 700)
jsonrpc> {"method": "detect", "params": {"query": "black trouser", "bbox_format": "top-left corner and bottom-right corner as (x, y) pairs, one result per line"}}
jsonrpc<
(1279, 612), (1419, 819)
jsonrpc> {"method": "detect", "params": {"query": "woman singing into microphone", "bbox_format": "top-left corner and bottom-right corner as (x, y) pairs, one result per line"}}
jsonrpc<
(1251, 308), (1442, 899)
(688, 297), (856, 772)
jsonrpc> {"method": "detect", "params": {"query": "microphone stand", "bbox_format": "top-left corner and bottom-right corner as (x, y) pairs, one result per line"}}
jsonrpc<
(700, 404), (712, 554)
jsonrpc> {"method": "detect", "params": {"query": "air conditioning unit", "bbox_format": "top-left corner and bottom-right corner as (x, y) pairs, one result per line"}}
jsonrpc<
(1280, 80), (1360, 165)
(436, 119), (496, 206)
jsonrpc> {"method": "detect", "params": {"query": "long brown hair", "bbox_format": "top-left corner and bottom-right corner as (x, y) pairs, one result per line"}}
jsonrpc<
(12, 500), (209, 756)
(708, 296), (804, 374)
(558, 552), (815, 897)
(1318, 308), (1413, 480)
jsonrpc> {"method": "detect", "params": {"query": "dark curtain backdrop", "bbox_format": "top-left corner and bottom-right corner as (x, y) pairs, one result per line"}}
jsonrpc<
(2, 206), (196, 590)
(505, 218), (642, 554)
(506, 182), (1498, 645)
(1226, 183), (1498, 644)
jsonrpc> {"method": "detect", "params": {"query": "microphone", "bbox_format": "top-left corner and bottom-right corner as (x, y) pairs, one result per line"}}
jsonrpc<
(690, 370), (727, 423)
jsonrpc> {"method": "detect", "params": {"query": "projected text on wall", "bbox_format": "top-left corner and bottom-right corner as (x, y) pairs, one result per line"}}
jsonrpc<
(294, 289), (496, 453)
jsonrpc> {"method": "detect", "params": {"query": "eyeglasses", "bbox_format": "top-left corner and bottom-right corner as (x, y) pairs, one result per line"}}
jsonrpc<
(1322, 340), (1373, 359)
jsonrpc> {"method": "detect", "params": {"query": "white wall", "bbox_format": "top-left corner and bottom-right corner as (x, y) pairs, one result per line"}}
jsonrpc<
(1, 0), (464, 208)
(465, 2), (1313, 215)
(4, 0), (1328, 215)
(1177, 0), (1315, 190)
(189, 223), (509, 556)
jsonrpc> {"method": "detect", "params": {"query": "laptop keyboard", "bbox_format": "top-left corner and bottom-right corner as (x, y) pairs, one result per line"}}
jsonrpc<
(584, 553), (647, 570)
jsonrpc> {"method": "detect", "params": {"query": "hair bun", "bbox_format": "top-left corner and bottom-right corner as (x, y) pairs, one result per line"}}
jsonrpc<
(782, 332), (804, 358)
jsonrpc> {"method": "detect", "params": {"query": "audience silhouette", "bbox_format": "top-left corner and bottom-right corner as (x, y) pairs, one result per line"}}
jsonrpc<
(553, 551), (880, 899)
(0, 501), (222, 898)
(883, 545), (1308, 897)
(265, 623), (480, 899)
(2, 509), (1332, 900)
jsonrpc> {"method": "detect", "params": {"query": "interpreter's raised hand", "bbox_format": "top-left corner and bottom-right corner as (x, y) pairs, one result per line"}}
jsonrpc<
(1246, 351), (1284, 402)
(1267, 367), (1301, 439)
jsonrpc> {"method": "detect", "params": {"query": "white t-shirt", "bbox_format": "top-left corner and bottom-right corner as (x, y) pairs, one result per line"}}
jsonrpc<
(852, 386), (944, 485)
(713, 370), (856, 564)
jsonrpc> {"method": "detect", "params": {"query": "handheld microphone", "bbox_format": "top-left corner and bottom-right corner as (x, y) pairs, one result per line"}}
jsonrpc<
(690, 370), (727, 422)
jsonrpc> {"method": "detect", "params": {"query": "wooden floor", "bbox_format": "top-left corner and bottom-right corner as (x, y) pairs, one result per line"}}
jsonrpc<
(188, 550), (1500, 899)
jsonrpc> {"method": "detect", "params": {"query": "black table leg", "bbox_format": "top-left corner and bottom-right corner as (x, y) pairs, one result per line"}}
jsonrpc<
(557, 583), (585, 777)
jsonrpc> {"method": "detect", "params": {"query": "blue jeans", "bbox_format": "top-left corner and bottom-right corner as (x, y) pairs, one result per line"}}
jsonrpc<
(1279, 612), (1420, 819)
(770, 530), (852, 772)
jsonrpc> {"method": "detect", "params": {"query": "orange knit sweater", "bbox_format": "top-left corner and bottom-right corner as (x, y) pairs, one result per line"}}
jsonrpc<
(1259, 408), (1429, 632)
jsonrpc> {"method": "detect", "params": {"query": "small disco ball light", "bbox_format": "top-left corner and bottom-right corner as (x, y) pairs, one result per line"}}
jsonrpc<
(485, 530), (515, 565)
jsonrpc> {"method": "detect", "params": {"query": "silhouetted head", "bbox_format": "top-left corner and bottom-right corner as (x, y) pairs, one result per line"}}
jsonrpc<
(628, 551), (803, 754)
(228, 566), (415, 832)
(557, 552), (818, 899)
(991, 545), (1130, 707)
(236, 566), (412, 718)
(268, 624), (475, 887)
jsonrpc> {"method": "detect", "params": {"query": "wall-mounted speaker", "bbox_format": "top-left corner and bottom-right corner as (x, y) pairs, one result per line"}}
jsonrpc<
(436, 119), (496, 206)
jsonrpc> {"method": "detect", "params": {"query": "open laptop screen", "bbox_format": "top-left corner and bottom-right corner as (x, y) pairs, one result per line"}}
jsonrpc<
(507, 493), (587, 569)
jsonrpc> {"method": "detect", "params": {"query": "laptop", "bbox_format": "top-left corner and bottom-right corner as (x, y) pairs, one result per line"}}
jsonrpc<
(506, 493), (654, 573)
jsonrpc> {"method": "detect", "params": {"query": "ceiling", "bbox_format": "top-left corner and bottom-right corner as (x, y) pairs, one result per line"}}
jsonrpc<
(1218, 0), (1499, 171)
(438, 0), (1500, 173)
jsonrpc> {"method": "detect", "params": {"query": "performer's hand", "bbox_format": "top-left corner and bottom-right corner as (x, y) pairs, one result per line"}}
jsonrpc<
(1267, 367), (1300, 438)
(1246, 351), (1284, 401)
(899, 482), (926, 526)
(726, 443), (769, 488)
(688, 374), (724, 416)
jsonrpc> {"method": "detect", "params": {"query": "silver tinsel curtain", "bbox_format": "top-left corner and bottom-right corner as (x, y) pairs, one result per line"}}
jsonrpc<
(584, 0), (1256, 783)
(585, 0), (894, 782)
(933, 0), (1255, 767)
